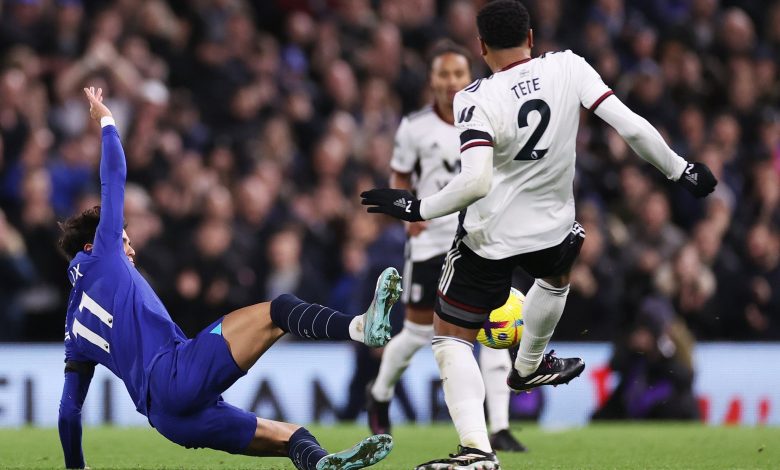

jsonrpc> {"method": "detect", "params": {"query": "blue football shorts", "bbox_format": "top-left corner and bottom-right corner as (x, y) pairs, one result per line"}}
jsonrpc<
(147, 317), (257, 454)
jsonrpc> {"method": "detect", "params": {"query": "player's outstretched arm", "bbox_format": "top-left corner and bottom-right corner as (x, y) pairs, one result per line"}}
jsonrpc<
(361, 149), (492, 222)
(594, 94), (717, 198)
(58, 362), (95, 469)
(84, 87), (128, 255)
(362, 93), (494, 221)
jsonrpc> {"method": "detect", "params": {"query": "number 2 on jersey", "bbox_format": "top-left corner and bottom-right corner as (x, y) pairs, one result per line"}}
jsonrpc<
(514, 99), (550, 161)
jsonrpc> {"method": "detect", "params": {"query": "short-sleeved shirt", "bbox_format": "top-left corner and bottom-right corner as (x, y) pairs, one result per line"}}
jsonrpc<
(391, 106), (462, 262)
(454, 50), (612, 259)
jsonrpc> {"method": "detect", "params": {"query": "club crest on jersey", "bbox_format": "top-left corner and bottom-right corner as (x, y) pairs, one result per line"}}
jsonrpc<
(457, 106), (475, 123)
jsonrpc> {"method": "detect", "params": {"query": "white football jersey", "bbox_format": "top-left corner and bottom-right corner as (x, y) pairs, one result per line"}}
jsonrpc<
(454, 50), (613, 259)
(391, 106), (461, 261)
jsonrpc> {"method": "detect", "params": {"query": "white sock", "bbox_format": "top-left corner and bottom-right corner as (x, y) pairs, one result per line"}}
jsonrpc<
(479, 346), (512, 434)
(514, 279), (570, 377)
(348, 315), (364, 343)
(371, 320), (433, 402)
(432, 336), (492, 453)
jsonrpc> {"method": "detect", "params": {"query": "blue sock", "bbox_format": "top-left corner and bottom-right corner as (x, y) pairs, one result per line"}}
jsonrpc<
(270, 294), (354, 340)
(288, 427), (328, 470)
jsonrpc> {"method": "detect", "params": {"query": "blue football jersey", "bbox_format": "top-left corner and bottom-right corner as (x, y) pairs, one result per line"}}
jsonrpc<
(63, 125), (186, 415)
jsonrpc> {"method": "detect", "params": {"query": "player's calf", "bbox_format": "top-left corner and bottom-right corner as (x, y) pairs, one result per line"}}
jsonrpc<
(269, 267), (402, 347)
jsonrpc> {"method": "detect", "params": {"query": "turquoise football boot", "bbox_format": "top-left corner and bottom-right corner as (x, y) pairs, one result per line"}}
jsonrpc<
(316, 434), (394, 470)
(363, 267), (402, 347)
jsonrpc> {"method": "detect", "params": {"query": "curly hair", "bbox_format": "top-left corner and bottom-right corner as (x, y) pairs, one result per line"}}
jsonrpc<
(57, 206), (102, 260)
(477, 0), (531, 50)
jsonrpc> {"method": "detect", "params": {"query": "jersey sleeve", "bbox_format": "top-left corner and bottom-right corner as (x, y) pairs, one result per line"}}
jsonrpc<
(570, 52), (614, 111)
(454, 90), (495, 152)
(389, 117), (417, 174)
(59, 362), (94, 469)
(91, 124), (127, 257)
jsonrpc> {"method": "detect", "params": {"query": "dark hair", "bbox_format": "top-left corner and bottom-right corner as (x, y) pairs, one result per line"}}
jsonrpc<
(477, 0), (531, 50)
(427, 39), (472, 71)
(57, 206), (101, 260)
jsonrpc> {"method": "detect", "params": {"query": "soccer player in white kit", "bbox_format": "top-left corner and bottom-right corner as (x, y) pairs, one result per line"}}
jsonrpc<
(362, 2), (717, 468)
(364, 40), (526, 453)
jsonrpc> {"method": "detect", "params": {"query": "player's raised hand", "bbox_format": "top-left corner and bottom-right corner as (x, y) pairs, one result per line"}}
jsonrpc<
(83, 86), (113, 123)
(678, 162), (717, 198)
(361, 188), (424, 222)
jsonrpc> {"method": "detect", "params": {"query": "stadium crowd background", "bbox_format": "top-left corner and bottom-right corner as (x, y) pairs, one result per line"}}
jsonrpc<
(0, 0), (778, 361)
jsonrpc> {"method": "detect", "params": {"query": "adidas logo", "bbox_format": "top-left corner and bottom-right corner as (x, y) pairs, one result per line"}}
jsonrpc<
(684, 163), (698, 186)
(394, 198), (407, 208)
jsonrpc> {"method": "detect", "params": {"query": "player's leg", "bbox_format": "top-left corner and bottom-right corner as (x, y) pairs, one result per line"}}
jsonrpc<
(372, 306), (434, 397)
(220, 267), (402, 371)
(247, 418), (393, 470)
(367, 257), (438, 434)
(512, 271), (571, 376)
(268, 267), (402, 347)
(149, 400), (392, 470)
(508, 221), (586, 391)
(415, 241), (513, 470)
(479, 346), (527, 452)
(367, 306), (432, 434)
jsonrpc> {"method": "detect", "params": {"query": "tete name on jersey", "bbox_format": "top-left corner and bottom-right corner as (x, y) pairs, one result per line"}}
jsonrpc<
(511, 77), (541, 99)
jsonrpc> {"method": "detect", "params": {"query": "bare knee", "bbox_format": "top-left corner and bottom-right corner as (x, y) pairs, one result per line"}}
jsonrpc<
(406, 306), (434, 325)
(541, 272), (570, 288)
(433, 313), (478, 343)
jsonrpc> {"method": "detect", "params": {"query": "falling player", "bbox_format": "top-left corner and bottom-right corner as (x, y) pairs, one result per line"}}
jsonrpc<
(58, 87), (401, 470)
(362, 1), (717, 468)
(364, 40), (526, 453)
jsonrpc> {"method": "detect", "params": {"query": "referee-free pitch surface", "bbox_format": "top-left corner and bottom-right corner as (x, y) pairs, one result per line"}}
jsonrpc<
(1, 423), (778, 469)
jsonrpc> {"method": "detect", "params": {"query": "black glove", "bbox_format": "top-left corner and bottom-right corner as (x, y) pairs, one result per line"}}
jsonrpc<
(360, 188), (424, 222)
(678, 162), (717, 198)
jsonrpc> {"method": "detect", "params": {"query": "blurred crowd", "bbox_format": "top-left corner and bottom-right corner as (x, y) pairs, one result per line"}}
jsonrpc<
(0, 0), (778, 356)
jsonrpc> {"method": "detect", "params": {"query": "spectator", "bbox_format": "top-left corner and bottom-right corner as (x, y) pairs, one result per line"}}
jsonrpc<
(264, 223), (328, 305)
(0, 208), (36, 340)
(736, 223), (780, 339)
(0, 0), (776, 345)
(592, 296), (698, 421)
(655, 243), (719, 338)
(562, 219), (622, 341)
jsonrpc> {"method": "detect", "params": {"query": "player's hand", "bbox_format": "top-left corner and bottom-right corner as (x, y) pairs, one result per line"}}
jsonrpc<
(361, 188), (423, 222)
(83, 86), (113, 123)
(677, 162), (717, 198)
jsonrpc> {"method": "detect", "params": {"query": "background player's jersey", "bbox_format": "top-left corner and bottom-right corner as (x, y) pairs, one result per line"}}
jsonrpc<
(63, 125), (186, 415)
(454, 50), (612, 259)
(391, 106), (461, 261)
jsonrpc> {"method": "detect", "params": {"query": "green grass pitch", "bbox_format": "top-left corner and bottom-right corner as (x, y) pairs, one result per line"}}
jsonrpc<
(1, 423), (778, 469)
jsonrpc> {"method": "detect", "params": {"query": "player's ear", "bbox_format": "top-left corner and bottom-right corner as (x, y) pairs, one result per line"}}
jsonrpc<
(528, 29), (534, 50)
(83, 242), (93, 253)
(479, 37), (487, 57)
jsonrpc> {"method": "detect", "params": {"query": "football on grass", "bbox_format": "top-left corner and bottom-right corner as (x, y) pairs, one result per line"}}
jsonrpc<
(476, 287), (524, 349)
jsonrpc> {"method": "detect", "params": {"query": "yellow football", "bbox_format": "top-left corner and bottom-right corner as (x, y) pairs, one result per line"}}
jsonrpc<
(476, 287), (524, 349)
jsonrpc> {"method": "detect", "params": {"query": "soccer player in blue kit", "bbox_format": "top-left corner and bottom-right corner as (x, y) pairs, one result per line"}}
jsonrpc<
(57, 87), (401, 470)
